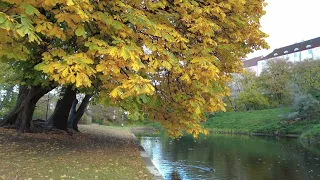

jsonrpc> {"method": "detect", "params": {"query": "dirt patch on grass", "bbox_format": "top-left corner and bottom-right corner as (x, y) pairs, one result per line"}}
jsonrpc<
(0, 124), (151, 180)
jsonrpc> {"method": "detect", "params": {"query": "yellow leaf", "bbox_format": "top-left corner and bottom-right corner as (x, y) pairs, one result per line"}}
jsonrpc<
(75, 74), (82, 87)
(162, 61), (172, 70)
(180, 74), (191, 84)
(195, 106), (201, 115)
(61, 175), (67, 178)
(110, 88), (120, 98)
(66, 0), (74, 6)
(62, 67), (69, 77)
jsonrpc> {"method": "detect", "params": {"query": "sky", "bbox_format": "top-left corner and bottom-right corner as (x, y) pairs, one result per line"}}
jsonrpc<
(248, 0), (320, 58)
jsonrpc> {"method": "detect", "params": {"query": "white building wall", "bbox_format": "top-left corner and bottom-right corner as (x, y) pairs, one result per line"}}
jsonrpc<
(312, 47), (320, 59)
(244, 65), (258, 75)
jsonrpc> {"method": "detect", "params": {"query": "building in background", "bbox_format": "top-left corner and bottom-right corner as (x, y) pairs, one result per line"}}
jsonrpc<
(242, 56), (263, 75)
(244, 36), (320, 75)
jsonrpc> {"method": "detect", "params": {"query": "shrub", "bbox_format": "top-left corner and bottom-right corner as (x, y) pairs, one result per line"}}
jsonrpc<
(289, 94), (320, 121)
(237, 89), (270, 111)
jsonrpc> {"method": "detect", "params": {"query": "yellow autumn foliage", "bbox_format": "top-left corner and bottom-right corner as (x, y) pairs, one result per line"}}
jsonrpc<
(0, 0), (268, 137)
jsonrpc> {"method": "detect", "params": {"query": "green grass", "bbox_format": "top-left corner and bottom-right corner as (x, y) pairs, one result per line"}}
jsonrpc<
(300, 124), (320, 142)
(204, 108), (320, 136)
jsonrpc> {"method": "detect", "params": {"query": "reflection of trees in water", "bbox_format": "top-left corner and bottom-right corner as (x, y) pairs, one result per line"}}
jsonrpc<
(211, 136), (319, 180)
(143, 134), (320, 180)
(170, 170), (182, 180)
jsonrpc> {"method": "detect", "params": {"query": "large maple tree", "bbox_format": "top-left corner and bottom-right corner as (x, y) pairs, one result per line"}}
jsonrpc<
(0, 0), (268, 137)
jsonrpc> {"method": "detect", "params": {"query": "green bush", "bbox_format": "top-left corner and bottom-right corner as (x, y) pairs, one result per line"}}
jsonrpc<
(289, 94), (320, 121)
(237, 89), (270, 111)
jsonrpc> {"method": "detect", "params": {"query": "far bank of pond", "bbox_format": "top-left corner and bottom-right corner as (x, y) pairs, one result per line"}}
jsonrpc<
(204, 108), (320, 142)
(137, 133), (320, 180)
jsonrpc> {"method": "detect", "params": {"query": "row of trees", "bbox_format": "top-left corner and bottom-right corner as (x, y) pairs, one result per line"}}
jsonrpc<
(0, 0), (268, 137)
(227, 59), (320, 120)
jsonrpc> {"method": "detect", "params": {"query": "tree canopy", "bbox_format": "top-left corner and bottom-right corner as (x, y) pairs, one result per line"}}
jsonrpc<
(0, 0), (268, 137)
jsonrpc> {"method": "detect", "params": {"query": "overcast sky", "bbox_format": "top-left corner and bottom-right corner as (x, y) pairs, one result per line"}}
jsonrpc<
(248, 0), (320, 58)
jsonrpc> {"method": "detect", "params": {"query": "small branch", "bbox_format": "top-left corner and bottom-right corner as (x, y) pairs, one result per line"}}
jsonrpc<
(120, 67), (130, 79)
(3, 4), (15, 13)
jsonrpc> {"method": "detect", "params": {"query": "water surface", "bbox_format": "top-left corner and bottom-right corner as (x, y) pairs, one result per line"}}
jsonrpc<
(139, 134), (320, 180)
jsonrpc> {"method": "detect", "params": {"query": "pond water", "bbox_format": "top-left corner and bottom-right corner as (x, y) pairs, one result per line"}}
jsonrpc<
(139, 134), (320, 180)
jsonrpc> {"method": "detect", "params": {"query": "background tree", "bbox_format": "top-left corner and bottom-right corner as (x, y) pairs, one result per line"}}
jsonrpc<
(258, 59), (292, 106)
(90, 104), (125, 125)
(0, 62), (18, 116)
(0, 0), (268, 137)
(227, 70), (269, 111)
(291, 59), (320, 99)
(33, 90), (58, 120)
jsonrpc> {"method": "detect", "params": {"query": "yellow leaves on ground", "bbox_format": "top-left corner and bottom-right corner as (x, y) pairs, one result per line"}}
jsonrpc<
(0, 125), (151, 179)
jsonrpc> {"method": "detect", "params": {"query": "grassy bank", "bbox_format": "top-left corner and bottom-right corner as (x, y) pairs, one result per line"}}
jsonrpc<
(0, 125), (151, 180)
(204, 108), (320, 139)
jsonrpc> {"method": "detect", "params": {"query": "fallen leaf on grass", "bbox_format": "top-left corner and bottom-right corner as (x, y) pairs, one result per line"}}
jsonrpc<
(61, 174), (67, 178)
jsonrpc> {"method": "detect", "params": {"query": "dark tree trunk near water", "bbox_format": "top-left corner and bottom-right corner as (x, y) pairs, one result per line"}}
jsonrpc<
(68, 94), (92, 131)
(0, 85), (53, 132)
(48, 85), (76, 130)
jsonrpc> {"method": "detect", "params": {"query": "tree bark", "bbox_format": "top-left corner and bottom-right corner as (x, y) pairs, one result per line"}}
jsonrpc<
(0, 85), (53, 132)
(68, 98), (79, 129)
(48, 86), (76, 130)
(68, 94), (92, 131)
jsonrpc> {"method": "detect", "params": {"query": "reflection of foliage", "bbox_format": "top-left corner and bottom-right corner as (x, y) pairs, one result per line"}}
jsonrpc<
(142, 134), (319, 180)
(170, 170), (182, 180)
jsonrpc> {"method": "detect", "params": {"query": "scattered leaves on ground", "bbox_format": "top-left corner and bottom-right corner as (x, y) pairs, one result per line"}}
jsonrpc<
(0, 125), (151, 180)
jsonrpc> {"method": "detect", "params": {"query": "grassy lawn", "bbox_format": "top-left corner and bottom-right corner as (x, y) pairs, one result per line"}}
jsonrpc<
(300, 124), (320, 142)
(0, 125), (151, 180)
(204, 108), (320, 136)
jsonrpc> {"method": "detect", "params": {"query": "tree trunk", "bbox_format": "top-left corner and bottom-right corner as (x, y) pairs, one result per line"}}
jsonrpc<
(48, 86), (76, 130)
(0, 85), (53, 132)
(68, 94), (92, 131)
(68, 98), (79, 129)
